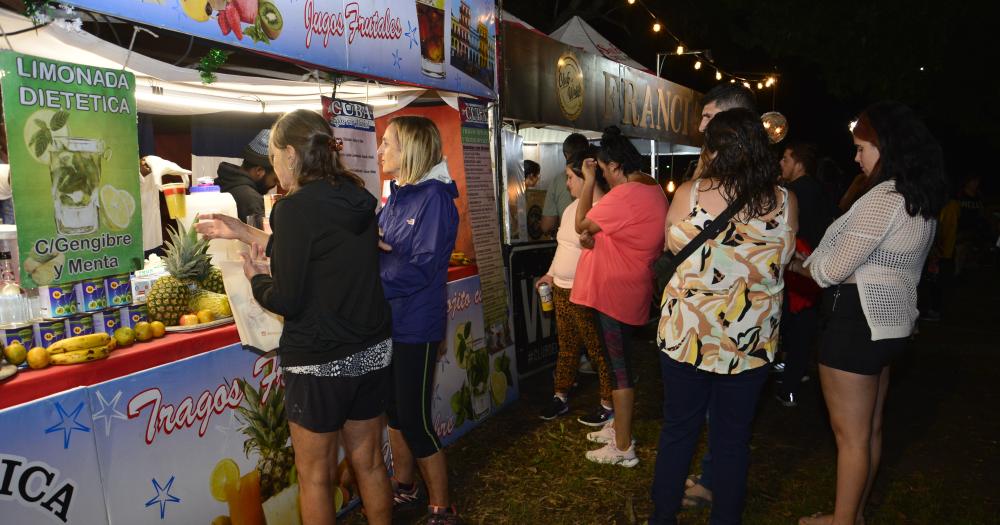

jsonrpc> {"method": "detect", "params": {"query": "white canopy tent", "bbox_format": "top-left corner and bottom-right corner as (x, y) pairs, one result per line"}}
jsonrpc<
(548, 16), (650, 72)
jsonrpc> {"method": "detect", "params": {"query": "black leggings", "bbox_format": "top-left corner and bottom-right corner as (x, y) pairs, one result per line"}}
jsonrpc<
(386, 341), (442, 459)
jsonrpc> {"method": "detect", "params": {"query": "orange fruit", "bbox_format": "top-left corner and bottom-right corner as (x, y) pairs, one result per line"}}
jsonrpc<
(196, 309), (215, 324)
(27, 347), (49, 369)
(150, 321), (166, 338)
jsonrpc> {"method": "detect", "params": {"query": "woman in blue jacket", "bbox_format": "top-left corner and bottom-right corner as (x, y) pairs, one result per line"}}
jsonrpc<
(377, 115), (460, 525)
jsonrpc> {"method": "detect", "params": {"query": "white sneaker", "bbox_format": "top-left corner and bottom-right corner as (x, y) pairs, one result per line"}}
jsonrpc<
(586, 422), (616, 444)
(585, 441), (639, 467)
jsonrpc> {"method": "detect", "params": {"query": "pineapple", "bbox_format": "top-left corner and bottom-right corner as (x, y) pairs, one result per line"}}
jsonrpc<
(236, 378), (296, 502)
(147, 222), (212, 325)
(189, 289), (233, 318)
(201, 266), (226, 294)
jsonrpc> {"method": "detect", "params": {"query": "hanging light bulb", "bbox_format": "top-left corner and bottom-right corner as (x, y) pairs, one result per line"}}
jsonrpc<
(730, 79), (736, 83)
(627, 0), (636, 4)
(765, 77), (775, 87)
(653, 21), (662, 32)
(666, 179), (676, 193)
(716, 70), (723, 80)
(742, 81), (750, 88)
(757, 81), (764, 89)
(676, 44), (684, 54)
(694, 60), (702, 70)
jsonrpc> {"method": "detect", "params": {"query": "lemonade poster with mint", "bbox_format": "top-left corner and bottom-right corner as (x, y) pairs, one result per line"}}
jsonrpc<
(0, 51), (141, 287)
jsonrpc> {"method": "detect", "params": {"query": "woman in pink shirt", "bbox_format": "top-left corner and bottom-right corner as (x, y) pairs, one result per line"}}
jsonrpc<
(571, 126), (668, 467)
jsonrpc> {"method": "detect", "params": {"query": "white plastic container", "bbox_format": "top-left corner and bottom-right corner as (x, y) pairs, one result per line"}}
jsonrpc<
(177, 179), (241, 264)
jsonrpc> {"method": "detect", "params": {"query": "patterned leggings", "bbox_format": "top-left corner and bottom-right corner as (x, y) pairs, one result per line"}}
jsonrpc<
(552, 284), (613, 402)
(595, 311), (636, 390)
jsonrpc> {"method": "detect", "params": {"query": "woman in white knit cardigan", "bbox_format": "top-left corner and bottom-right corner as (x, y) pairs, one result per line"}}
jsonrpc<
(790, 102), (947, 525)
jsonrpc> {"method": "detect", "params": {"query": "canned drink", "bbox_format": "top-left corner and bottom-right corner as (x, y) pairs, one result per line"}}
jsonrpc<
(538, 282), (554, 313)
(75, 278), (108, 312)
(67, 314), (95, 337)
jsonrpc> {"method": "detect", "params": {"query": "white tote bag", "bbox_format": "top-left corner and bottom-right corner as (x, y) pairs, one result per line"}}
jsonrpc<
(218, 260), (284, 353)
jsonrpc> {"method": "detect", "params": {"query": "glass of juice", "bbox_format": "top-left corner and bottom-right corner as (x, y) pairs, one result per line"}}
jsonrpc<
(416, 0), (446, 78)
(49, 137), (108, 236)
(161, 183), (187, 219)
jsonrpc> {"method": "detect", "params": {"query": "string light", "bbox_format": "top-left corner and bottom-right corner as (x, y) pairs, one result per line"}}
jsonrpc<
(730, 79), (736, 83)
(743, 81), (751, 88)
(694, 60), (702, 70)
(666, 180), (676, 193)
(676, 44), (684, 55)
(765, 76), (775, 87)
(716, 70), (722, 80)
(627, 0), (636, 4)
(757, 81), (763, 89)
(653, 21), (662, 32)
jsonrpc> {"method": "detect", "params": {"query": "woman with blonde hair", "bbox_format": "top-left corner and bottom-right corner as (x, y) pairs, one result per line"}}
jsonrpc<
(377, 115), (461, 525)
(198, 109), (394, 525)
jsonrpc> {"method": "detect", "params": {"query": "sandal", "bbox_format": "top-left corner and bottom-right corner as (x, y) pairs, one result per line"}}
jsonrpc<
(684, 474), (701, 489)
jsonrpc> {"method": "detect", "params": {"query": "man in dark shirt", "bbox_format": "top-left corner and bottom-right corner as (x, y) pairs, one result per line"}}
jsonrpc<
(776, 142), (838, 407)
(216, 129), (277, 223)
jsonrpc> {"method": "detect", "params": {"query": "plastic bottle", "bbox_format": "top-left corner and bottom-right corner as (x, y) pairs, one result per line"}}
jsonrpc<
(178, 178), (241, 264)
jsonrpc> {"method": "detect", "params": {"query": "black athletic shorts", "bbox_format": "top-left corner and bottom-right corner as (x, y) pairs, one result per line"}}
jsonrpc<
(282, 366), (391, 433)
(817, 284), (907, 375)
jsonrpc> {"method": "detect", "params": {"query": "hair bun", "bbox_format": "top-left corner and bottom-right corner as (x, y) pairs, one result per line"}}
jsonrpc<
(601, 126), (623, 146)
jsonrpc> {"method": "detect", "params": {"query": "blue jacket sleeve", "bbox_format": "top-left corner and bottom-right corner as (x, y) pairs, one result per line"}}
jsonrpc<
(251, 201), (311, 318)
(381, 191), (457, 300)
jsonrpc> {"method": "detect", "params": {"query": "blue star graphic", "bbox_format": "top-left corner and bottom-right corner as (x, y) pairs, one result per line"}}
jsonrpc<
(392, 49), (403, 69)
(404, 20), (419, 49)
(145, 476), (181, 519)
(45, 401), (90, 449)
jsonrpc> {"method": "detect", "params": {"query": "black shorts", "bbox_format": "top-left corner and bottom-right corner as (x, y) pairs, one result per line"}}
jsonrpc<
(282, 366), (390, 433)
(817, 284), (907, 375)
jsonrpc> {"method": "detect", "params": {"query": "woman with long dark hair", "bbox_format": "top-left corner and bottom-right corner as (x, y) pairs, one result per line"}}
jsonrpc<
(793, 102), (946, 525)
(650, 108), (798, 524)
(571, 126), (668, 467)
(199, 109), (395, 525)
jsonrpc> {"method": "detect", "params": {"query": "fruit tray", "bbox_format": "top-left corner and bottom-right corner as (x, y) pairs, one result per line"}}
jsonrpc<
(164, 316), (235, 333)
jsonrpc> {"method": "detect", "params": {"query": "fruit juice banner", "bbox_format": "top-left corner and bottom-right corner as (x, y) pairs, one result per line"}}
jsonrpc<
(435, 275), (519, 446)
(0, 52), (143, 288)
(321, 97), (379, 197)
(62, 0), (498, 99)
(0, 387), (110, 524)
(0, 344), (372, 524)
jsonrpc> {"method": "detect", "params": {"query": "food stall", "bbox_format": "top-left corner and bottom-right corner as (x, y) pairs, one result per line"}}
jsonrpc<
(499, 18), (703, 375)
(0, 1), (513, 523)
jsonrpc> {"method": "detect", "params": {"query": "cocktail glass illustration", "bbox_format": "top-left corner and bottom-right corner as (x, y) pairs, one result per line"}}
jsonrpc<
(49, 137), (109, 236)
(416, 0), (446, 78)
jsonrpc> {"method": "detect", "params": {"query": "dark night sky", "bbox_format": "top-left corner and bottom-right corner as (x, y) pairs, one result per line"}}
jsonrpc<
(502, 0), (999, 190)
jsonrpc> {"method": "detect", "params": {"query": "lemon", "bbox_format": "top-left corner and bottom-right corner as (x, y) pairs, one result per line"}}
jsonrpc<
(27, 347), (49, 369)
(113, 327), (136, 348)
(134, 322), (153, 342)
(209, 458), (240, 502)
(99, 185), (135, 231)
(150, 321), (166, 338)
(490, 371), (507, 405)
(3, 341), (27, 366)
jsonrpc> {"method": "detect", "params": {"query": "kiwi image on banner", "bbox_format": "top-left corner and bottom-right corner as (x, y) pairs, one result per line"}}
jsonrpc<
(0, 51), (143, 287)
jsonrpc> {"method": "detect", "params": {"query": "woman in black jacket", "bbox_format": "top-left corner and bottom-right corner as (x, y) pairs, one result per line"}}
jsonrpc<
(199, 109), (393, 525)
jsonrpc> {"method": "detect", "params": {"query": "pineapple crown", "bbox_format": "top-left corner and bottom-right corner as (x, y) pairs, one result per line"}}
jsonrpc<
(163, 221), (213, 282)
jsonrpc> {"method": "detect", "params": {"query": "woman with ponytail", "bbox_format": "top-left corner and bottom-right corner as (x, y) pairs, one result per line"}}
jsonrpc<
(197, 109), (394, 525)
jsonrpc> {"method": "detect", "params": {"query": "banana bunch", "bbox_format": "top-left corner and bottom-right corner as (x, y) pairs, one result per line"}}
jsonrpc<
(450, 251), (473, 266)
(47, 333), (118, 365)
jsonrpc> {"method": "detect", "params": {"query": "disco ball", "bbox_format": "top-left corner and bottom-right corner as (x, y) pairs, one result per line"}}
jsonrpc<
(761, 111), (788, 144)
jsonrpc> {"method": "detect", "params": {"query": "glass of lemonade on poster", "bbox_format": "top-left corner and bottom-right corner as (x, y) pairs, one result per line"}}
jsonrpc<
(49, 137), (109, 235)
(467, 345), (491, 420)
(416, 0), (446, 78)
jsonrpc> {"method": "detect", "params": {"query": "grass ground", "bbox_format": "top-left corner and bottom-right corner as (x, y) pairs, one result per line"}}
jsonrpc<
(349, 267), (999, 524)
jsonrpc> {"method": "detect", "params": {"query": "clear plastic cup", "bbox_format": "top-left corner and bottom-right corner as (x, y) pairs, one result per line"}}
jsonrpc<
(161, 183), (187, 219)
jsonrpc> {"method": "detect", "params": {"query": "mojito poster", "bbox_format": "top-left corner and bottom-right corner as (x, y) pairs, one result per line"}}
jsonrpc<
(1, 51), (142, 287)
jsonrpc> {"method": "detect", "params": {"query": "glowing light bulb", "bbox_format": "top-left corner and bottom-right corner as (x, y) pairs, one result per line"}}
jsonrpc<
(757, 81), (764, 89)
(694, 60), (702, 70)
(627, 0), (636, 4)
(730, 79), (736, 83)
(765, 77), (775, 87)
(667, 180), (676, 193)
(743, 81), (750, 88)
(716, 70), (723, 80)
(653, 22), (661, 32)
(676, 44), (684, 54)
(763, 120), (771, 129)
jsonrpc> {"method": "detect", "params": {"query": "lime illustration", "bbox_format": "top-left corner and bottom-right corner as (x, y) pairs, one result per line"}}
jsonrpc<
(490, 371), (507, 405)
(210, 458), (240, 502)
(99, 184), (135, 231)
(23, 109), (70, 164)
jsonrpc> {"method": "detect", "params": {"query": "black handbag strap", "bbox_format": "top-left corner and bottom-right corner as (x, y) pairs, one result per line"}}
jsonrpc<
(668, 200), (742, 272)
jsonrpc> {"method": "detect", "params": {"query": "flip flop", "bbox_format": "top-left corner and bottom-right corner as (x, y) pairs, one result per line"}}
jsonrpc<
(681, 494), (712, 509)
